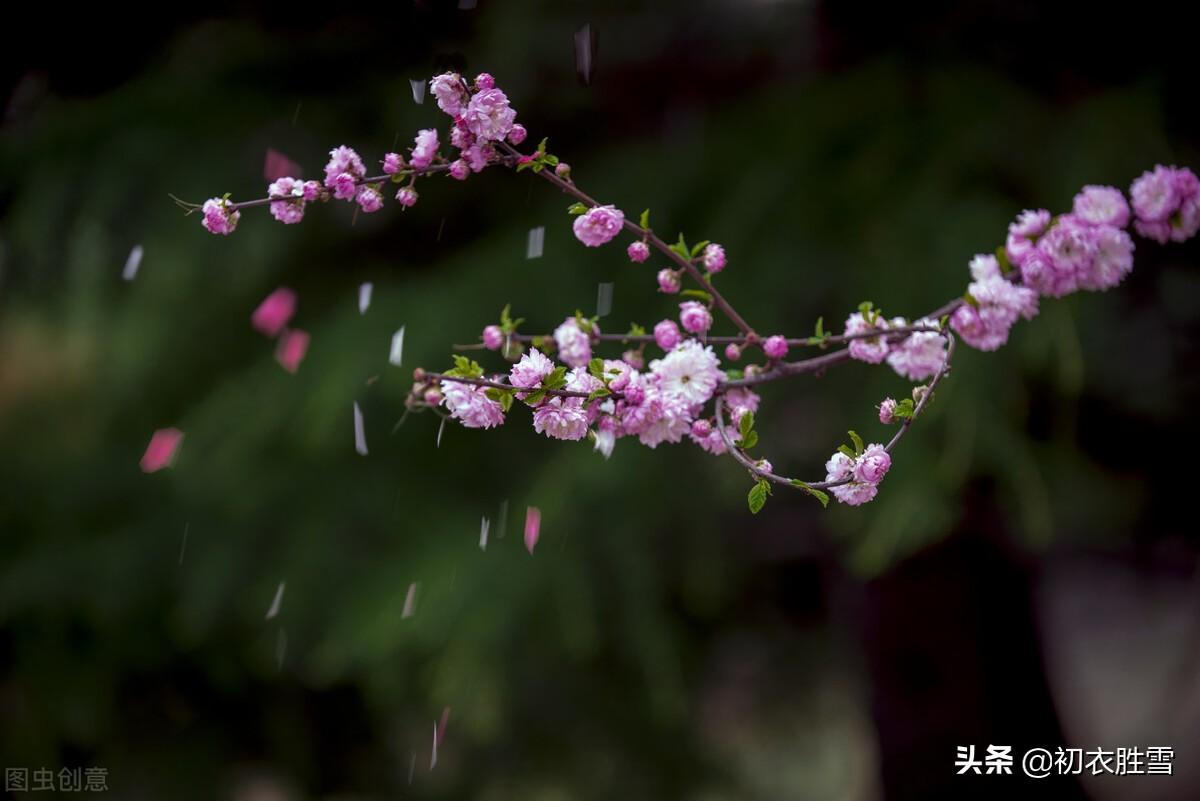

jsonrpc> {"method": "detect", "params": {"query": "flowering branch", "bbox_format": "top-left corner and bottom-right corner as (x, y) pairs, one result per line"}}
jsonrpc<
(183, 70), (1200, 513)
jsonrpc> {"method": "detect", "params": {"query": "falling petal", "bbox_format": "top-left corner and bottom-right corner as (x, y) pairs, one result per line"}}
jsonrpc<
(276, 629), (287, 670)
(140, 428), (183, 473)
(436, 417), (446, 448)
(430, 721), (439, 770)
(402, 581), (420, 619)
(595, 281), (613, 318)
(122, 244), (144, 282)
(389, 326), (406, 367)
(264, 148), (303, 182)
(436, 707), (451, 745)
(479, 516), (490, 551)
(358, 282), (373, 314)
(354, 402), (369, 456)
(574, 24), (596, 85)
(497, 500), (509, 539)
(178, 522), (189, 565)
(252, 287), (297, 337)
(407, 753), (416, 785)
(291, 102), (302, 126)
(409, 78), (426, 104)
(526, 226), (545, 259)
(437, 217), (446, 242)
(275, 329), (310, 373)
(265, 581), (285, 620)
(524, 506), (541, 554)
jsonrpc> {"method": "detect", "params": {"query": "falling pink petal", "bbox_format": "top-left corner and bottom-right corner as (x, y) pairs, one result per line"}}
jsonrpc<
(264, 148), (302, 182)
(252, 287), (297, 337)
(436, 706), (451, 746)
(275, 329), (310, 373)
(140, 428), (184, 473)
(524, 506), (541, 554)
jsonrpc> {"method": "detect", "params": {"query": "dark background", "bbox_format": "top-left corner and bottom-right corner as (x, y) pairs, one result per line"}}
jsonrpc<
(1, 2), (1198, 799)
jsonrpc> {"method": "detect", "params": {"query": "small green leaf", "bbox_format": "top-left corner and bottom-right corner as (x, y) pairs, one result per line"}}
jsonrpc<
(848, 430), (864, 456)
(639, 208), (651, 229)
(738, 412), (755, 440)
(791, 480), (830, 508)
(536, 137), (548, 155)
(543, 366), (568, 391)
(588, 358), (605, 379)
(962, 292), (979, 308)
(689, 239), (711, 258)
(523, 388), (547, 406)
(747, 479), (770, 514)
(740, 431), (759, 450)
(838, 444), (856, 459)
(544, 154), (559, 166)
(680, 289), (713, 303)
(725, 368), (744, 380)
(586, 388), (611, 402)
(626, 322), (646, 338)
(668, 233), (690, 260)
(995, 246), (1013, 275)
(814, 316), (825, 338)
(567, 202), (588, 215)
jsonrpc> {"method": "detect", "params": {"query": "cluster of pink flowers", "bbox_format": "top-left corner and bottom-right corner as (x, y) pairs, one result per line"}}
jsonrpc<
(553, 317), (594, 368)
(442, 380), (506, 429)
(950, 254), (1039, 351)
(201, 198), (239, 235)
(573, 205), (625, 247)
(1130, 165), (1200, 243)
(267, 177), (321, 224)
(824, 443), (891, 506)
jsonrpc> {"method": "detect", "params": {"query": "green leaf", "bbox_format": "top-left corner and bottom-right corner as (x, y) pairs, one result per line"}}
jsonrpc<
(848, 429), (864, 456)
(995, 246), (1013, 275)
(445, 355), (484, 379)
(747, 479), (770, 515)
(544, 154), (559, 166)
(791, 480), (830, 508)
(542, 366), (568, 391)
(627, 323), (647, 338)
(689, 239), (711, 258)
(523, 388), (547, 406)
(516, 161), (533, 172)
(536, 137), (548, 155)
(586, 388), (611, 402)
(588, 358), (605, 379)
(740, 431), (759, 450)
(567, 202), (588, 215)
(680, 289), (713, 303)
(738, 412), (755, 440)
(639, 208), (651, 230)
(498, 392), (514, 412)
(838, 444), (856, 460)
(668, 233), (690, 260)
(814, 316), (825, 338)
(725, 368), (744, 380)
(963, 292), (979, 308)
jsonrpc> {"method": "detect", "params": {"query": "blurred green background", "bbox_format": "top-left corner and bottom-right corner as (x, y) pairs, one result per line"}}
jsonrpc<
(2, 2), (1198, 799)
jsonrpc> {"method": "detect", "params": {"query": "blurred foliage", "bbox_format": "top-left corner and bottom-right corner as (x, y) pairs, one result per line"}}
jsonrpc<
(0, 2), (1197, 799)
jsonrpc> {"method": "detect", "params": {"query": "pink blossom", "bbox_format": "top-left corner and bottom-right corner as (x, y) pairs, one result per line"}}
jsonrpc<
(649, 339), (723, 409)
(1134, 218), (1172, 244)
(464, 143), (489, 172)
(703, 243), (727, 273)
(762, 335), (788, 360)
(430, 72), (466, 115)
(844, 312), (889, 364)
(449, 124), (472, 151)
(755, 459), (773, 475)
(555, 162), (572, 179)
(1170, 168), (1200, 242)
(441, 380), (505, 428)
(1005, 209), (1051, 263)
(533, 396), (590, 440)
(140, 428), (184, 473)
(690, 419), (712, 438)
(355, 185), (384, 213)
(324, 146), (365, 198)
(396, 187), (419, 208)
(573, 205), (625, 247)
(1018, 249), (1071, 298)
(267, 178), (313, 224)
(1078, 225), (1134, 291)
(679, 301), (712, 334)
(622, 349), (644, 370)
(631, 389), (693, 448)
(482, 325), (504, 350)
(410, 129), (440, 169)
(1073, 185), (1130, 227)
(950, 268), (1037, 351)
(724, 343), (742, 361)
(275, 329), (310, 373)
(723, 387), (760, 425)
(201, 198), (239, 235)
(854, 444), (891, 484)
(627, 241), (650, 263)
(969, 254), (1001, 282)
(825, 452), (878, 506)
(654, 320), (681, 350)
(657, 269), (681, 294)
(553, 317), (594, 368)
(507, 123), (528, 145)
(510, 347), (555, 394)
(475, 73), (496, 90)
(1035, 217), (1096, 296)
(1131, 165), (1178, 223)
(252, 288), (297, 337)
(885, 318), (946, 381)
(879, 398), (897, 424)
(689, 423), (729, 455)
(448, 159), (469, 181)
(463, 88), (517, 142)
(383, 152), (405, 174)
(423, 388), (442, 406)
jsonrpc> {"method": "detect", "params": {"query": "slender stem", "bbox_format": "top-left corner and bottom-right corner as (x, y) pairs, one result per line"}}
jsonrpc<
(497, 142), (757, 338)
(423, 371), (594, 399)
